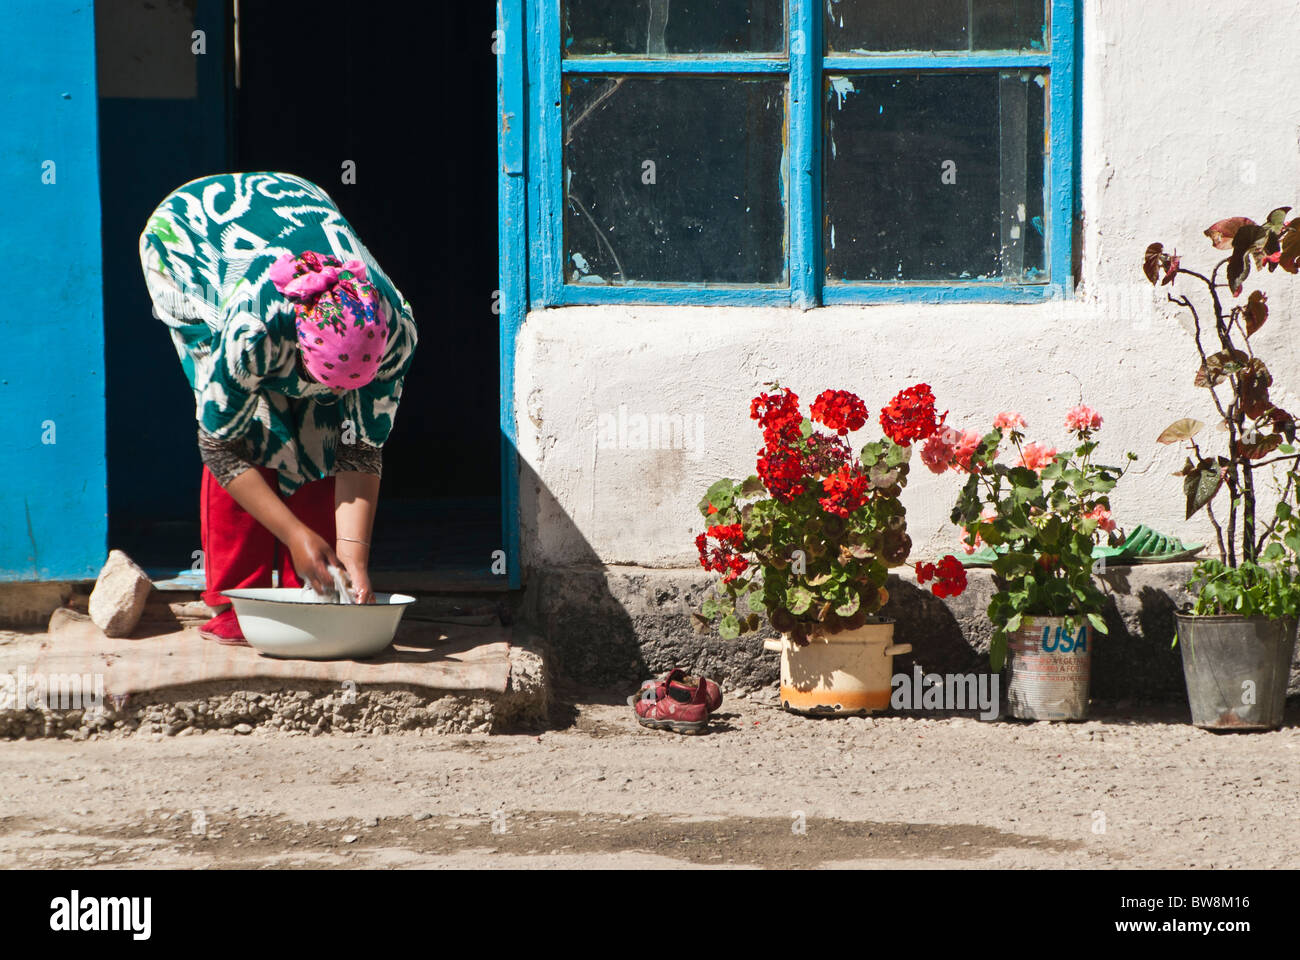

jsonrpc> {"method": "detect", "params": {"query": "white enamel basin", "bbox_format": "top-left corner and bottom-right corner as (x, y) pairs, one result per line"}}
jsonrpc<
(223, 588), (416, 660)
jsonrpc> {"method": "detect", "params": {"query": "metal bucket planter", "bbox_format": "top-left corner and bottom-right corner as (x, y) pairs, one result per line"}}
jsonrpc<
(1004, 616), (1092, 721)
(762, 619), (910, 716)
(1174, 614), (1297, 731)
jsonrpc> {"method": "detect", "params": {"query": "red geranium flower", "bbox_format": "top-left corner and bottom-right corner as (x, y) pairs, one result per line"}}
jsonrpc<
(695, 524), (749, 583)
(756, 443), (809, 502)
(818, 465), (870, 518)
(810, 390), (869, 436)
(916, 555), (967, 598)
(750, 387), (803, 444)
(879, 384), (946, 447)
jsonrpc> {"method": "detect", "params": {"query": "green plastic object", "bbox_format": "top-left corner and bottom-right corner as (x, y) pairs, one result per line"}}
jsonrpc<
(957, 524), (1203, 568)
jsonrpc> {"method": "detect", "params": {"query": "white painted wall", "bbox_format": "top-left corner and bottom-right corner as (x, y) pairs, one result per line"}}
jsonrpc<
(515, 0), (1300, 570)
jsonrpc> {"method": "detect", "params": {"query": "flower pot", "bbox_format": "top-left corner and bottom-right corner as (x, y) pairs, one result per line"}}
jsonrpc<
(762, 620), (909, 716)
(1174, 613), (1296, 731)
(1005, 616), (1092, 721)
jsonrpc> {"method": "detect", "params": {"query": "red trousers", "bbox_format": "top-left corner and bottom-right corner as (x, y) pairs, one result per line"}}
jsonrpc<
(200, 466), (336, 607)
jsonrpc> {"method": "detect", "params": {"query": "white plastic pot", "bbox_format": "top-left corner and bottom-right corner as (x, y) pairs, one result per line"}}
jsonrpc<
(223, 588), (416, 660)
(763, 620), (909, 716)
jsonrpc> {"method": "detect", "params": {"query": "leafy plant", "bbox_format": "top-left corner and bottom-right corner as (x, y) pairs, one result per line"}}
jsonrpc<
(930, 407), (1135, 669)
(1144, 206), (1300, 622)
(693, 384), (967, 645)
(1185, 558), (1300, 620)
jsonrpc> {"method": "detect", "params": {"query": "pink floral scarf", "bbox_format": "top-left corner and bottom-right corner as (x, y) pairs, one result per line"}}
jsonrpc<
(268, 250), (388, 388)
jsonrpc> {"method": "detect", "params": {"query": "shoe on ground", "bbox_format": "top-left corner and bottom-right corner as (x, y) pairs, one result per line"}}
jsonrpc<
(632, 676), (710, 735)
(199, 608), (248, 646)
(635, 668), (723, 713)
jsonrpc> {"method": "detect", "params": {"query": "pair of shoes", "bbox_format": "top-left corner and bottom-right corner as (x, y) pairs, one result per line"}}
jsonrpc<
(199, 608), (248, 646)
(636, 668), (723, 712)
(628, 669), (723, 735)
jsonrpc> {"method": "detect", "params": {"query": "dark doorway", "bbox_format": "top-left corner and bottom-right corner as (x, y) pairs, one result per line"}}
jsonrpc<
(234, 1), (502, 580)
(99, 1), (502, 583)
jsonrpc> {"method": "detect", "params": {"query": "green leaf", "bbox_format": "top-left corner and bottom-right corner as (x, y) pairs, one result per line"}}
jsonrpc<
(718, 615), (741, 640)
(1184, 462), (1225, 519)
(739, 475), (765, 497)
(885, 440), (912, 466)
(786, 585), (814, 615)
(701, 594), (722, 618)
(1087, 612), (1107, 634)
(990, 632), (1008, 672)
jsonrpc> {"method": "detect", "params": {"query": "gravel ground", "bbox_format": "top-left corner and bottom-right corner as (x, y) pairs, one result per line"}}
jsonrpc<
(0, 687), (1296, 869)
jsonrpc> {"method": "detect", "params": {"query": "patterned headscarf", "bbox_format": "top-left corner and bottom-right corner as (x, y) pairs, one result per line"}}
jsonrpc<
(268, 250), (389, 389)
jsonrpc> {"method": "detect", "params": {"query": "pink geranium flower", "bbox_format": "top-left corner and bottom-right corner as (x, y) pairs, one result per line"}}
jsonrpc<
(1065, 404), (1103, 432)
(952, 429), (985, 473)
(1018, 442), (1058, 471)
(1084, 504), (1116, 533)
(920, 426), (959, 474)
(993, 411), (1026, 431)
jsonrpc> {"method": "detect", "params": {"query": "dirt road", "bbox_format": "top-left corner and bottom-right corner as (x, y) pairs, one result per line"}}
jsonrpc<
(1, 690), (1296, 869)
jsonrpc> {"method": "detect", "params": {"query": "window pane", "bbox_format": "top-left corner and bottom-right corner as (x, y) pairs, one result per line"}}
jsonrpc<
(825, 0), (1046, 53)
(565, 76), (787, 285)
(823, 72), (1046, 283)
(564, 0), (785, 56)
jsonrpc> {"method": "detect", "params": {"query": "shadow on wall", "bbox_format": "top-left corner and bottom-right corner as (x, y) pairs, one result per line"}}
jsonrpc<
(516, 456), (776, 692)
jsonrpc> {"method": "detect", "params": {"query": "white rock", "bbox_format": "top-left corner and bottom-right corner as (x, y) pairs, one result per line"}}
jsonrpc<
(88, 550), (152, 638)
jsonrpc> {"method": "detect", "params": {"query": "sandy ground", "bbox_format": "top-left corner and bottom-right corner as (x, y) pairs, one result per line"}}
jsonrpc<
(1, 688), (1297, 870)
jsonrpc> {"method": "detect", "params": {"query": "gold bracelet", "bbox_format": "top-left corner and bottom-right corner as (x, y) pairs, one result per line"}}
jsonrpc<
(337, 536), (371, 547)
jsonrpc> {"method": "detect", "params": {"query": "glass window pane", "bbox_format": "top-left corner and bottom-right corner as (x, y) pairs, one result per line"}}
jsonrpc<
(565, 76), (787, 285)
(825, 0), (1046, 53)
(823, 71), (1047, 283)
(564, 0), (786, 56)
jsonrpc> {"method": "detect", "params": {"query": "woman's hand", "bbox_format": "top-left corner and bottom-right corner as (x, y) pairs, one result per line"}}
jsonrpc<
(336, 543), (374, 604)
(287, 525), (340, 596)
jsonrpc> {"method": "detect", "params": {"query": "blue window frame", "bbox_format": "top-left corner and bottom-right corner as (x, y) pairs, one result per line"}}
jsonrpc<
(523, 0), (1076, 308)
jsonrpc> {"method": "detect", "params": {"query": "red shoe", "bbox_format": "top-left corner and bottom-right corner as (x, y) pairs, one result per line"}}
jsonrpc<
(637, 669), (723, 713)
(199, 608), (248, 646)
(631, 676), (710, 735)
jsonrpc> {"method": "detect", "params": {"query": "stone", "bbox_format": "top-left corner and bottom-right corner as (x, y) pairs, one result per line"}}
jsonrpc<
(342, 834), (358, 844)
(413, 812), (432, 822)
(48, 606), (91, 634)
(88, 550), (153, 638)
(233, 723), (253, 735)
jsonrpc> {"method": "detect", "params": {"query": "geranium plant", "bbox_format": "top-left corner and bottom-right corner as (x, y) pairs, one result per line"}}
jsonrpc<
(1144, 207), (1300, 618)
(693, 384), (967, 645)
(930, 407), (1135, 669)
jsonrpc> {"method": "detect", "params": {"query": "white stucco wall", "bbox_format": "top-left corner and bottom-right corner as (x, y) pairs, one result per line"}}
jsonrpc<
(515, 0), (1300, 570)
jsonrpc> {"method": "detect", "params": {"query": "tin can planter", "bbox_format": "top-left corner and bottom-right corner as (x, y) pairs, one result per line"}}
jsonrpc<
(762, 619), (910, 716)
(1174, 614), (1296, 731)
(1004, 615), (1092, 721)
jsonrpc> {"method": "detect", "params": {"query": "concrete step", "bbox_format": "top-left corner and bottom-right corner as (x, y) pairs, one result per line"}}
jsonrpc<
(0, 613), (548, 741)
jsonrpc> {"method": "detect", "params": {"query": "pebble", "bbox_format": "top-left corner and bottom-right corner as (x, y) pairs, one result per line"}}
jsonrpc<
(233, 724), (253, 735)
(413, 812), (433, 822)
(342, 834), (358, 844)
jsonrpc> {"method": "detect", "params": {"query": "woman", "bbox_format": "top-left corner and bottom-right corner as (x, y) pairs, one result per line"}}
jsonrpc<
(139, 172), (417, 643)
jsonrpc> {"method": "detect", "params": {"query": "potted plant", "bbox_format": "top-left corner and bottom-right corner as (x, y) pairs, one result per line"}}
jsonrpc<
(1143, 206), (1300, 730)
(692, 384), (967, 715)
(926, 408), (1134, 720)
